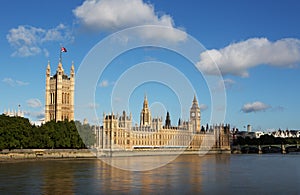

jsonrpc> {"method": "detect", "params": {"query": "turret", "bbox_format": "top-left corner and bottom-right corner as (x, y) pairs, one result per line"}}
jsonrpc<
(71, 61), (75, 79)
(140, 94), (151, 126)
(56, 61), (64, 75)
(178, 118), (182, 127)
(69, 62), (75, 121)
(45, 61), (51, 122)
(165, 111), (171, 128)
(55, 61), (64, 121)
(46, 61), (51, 78)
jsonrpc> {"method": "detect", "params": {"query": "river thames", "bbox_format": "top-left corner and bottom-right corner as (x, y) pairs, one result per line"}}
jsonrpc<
(0, 154), (299, 194)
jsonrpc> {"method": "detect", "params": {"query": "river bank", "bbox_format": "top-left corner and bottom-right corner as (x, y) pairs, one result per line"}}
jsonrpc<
(0, 149), (95, 161)
(0, 148), (231, 161)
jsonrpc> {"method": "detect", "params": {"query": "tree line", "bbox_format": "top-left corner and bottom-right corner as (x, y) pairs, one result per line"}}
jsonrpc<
(0, 114), (95, 150)
(233, 134), (300, 146)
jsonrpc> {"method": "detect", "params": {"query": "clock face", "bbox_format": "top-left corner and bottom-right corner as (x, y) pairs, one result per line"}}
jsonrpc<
(198, 112), (200, 116)
(191, 112), (195, 117)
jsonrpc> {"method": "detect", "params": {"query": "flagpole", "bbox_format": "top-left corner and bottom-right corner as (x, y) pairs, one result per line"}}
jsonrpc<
(59, 46), (62, 63)
(59, 50), (62, 63)
(59, 46), (67, 64)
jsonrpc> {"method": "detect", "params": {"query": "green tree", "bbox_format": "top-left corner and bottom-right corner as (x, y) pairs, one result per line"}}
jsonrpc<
(0, 115), (91, 149)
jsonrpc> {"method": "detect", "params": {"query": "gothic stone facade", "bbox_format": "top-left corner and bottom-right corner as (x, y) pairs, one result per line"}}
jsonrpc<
(94, 95), (230, 151)
(45, 61), (74, 122)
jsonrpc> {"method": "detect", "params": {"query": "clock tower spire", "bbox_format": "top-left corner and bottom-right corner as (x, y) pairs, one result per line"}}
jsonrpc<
(190, 94), (201, 133)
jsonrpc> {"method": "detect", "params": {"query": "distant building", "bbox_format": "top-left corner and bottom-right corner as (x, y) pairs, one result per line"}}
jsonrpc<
(3, 106), (46, 126)
(45, 61), (74, 122)
(30, 119), (45, 126)
(273, 129), (300, 138)
(233, 129), (300, 139)
(255, 131), (264, 138)
(93, 95), (231, 151)
(83, 118), (89, 125)
(3, 106), (24, 118)
(247, 124), (252, 132)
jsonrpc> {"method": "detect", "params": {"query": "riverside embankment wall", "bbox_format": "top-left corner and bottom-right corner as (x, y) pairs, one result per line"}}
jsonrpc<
(0, 148), (231, 160)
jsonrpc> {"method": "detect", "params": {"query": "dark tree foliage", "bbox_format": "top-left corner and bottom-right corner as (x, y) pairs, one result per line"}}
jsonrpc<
(201, 126), (205, 132)
(0, 115), (95, 150)
(233, 134), (300, 146)
(75, 121), (96, 147)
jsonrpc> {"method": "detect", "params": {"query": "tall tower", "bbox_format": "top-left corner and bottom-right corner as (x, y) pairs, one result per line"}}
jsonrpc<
(45, 61), (75, 122)
(190, 95), (201, 133)
(165, 111), (171, 128)
(140, 95), (151, 126)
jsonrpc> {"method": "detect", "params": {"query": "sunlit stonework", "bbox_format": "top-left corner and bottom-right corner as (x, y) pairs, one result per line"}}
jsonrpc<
(94, 95), (231, 151)
(45, 61), (75, 122)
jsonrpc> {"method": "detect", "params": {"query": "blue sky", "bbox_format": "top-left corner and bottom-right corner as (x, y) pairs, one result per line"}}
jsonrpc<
(1, 0), (300, 131)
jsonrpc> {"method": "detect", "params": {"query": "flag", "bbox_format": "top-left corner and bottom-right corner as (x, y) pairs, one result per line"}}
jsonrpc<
(61, 47), (67, 52)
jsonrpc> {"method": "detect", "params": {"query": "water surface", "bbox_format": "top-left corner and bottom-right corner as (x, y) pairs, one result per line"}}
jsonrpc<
(0, 154), (299, 194)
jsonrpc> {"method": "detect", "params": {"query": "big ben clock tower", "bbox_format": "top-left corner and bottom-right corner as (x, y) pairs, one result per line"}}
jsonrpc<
(190, 95), (201, 133)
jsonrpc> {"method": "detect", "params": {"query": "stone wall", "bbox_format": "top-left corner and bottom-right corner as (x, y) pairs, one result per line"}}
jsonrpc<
(0, 149), (95, 160)
(0, 148), (231, 160)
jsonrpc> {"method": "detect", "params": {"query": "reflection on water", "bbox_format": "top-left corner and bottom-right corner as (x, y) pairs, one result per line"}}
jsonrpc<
(100, 155), (184, 171)
(95, 155), (220, 194)
(42, 161), (76, 194)
(0, 154), (299, 194)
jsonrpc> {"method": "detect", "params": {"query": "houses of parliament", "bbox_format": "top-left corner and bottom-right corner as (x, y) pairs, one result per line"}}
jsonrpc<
(45, 61), (230, 152)
(93, 95), (230, 151)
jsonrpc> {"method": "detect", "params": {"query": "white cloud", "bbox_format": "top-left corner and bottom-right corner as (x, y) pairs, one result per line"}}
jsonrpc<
(214, 78), (236, 92)
(7, 24), (73, 57)
(241, 101), (270, 113)
(42, 23), (71, 42)
(197, 38), (300, 77)
(99, 80), (109, 87)
(200, 104), (208, 111)
(2, 78), (29, 87)
(88, 103), (99, 109)
(73, 0), (186, 42)
(24, 110), (45, 120)
(114, 97), (122, 103)
(15, 80), (29, 86)
(43, 48), (50, 58)
(223, 79), (236, 89)
(27, 98), (42, 108)
(2, 78), (14, 86)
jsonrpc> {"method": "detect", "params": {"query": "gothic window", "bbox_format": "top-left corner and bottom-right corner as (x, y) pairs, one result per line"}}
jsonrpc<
(64, 93), (66, 104)
(62, 93), (65, 104)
